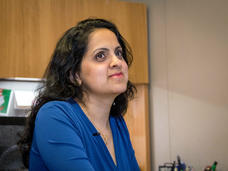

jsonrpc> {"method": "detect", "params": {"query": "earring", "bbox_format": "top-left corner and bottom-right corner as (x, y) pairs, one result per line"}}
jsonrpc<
(113, 102), (116, 106)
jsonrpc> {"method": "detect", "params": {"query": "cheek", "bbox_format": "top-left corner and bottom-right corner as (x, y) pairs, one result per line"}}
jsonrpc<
(123, 63), (128, 77)
(80, 63), (106, 82)
(80, 63), (91, 77)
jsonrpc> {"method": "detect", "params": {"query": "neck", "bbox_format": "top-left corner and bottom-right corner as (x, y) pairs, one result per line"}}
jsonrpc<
(77, 94), (116, 130)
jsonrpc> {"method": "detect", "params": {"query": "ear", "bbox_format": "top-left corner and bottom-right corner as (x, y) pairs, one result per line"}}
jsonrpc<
(70, 72), (82, 86)
(75, 73), (82, 86)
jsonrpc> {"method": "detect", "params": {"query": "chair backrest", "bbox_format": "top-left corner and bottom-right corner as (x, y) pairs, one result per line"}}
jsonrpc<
(0, 144), (27, 170)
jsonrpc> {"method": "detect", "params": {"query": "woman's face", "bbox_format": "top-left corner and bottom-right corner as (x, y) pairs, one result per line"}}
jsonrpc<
(78, 28), (128, 98)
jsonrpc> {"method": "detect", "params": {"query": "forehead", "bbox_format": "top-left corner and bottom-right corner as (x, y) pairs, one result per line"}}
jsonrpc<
(87, 28), (120, 49)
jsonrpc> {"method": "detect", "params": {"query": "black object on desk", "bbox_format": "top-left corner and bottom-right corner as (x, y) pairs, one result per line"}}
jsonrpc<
(0, 115), (26, 125)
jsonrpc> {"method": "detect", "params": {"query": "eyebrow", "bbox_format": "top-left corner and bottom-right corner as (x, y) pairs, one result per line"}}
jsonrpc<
(93, 46), (122, 54)
(93, 48), (109, 54)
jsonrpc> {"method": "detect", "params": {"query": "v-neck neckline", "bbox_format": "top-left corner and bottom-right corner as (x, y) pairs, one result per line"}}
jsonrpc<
(69, 98), (119, 168)
(109, 117), (119, 167)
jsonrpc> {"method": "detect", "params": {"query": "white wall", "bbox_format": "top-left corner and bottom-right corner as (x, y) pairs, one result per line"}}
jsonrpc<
(123, 0), (228, 170)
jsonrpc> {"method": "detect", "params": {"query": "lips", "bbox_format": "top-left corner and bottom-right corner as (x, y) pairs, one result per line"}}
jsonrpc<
(109, 72), (123, 78)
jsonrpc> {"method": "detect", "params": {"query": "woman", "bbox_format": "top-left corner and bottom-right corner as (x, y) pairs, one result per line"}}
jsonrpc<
(18, 18), (139, 171)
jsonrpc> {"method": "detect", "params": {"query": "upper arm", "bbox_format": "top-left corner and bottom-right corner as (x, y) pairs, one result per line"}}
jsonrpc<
(34, 103), (95, 171)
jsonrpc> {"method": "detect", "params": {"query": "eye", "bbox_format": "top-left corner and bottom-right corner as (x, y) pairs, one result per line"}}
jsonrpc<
(115, 49), (123, 59)
(95, 51), (106, 62)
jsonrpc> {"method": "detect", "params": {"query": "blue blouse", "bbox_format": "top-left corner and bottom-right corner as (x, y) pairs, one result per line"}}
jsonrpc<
(29, 99), (140, 171)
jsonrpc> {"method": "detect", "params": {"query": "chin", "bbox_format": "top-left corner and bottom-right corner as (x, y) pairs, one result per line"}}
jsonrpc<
(111, 85), (127, 95)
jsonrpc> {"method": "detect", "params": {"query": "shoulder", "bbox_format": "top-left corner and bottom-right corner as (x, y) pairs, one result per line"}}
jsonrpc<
(40, 100), (74, 111)
(38, 100), (70, 117)
(111, 116), (136, 156)
(35, 99), (81, 126)
(39, 99), (80, 114)
(111, 115), (127, 127)
(111, 115), (129, 136)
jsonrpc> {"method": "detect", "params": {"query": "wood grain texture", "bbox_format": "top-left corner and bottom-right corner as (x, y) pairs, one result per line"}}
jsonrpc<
(124, 84), (151, 171)
(0, 0), (148, 83)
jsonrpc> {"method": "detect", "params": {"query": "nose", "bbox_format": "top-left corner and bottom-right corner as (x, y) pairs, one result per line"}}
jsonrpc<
(110, 55), (122, 69)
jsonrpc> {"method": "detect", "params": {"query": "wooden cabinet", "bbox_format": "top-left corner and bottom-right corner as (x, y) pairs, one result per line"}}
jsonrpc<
(0, 0), (148, 84)
(125, 84), (150, 171)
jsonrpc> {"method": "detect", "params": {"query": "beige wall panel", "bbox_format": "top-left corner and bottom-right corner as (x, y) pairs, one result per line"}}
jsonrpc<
(143, 0), (228, 170)
(0, 0), (148, 83)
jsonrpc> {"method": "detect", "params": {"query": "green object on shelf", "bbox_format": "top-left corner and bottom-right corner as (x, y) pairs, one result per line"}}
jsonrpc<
(0, 89), (12, 114)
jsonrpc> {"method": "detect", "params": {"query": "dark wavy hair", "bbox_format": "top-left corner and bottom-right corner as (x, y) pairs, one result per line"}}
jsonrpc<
(17, 18), (136, 168)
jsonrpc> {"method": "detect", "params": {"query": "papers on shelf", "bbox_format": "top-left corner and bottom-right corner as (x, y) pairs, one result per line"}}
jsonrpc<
(14, 90), (35, 109)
